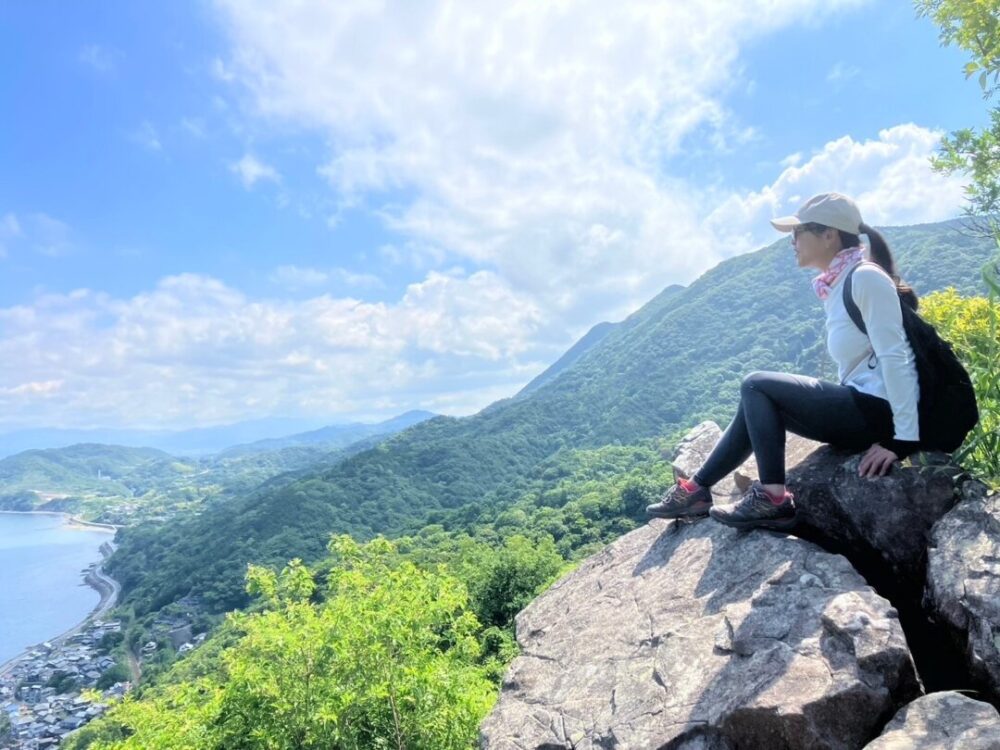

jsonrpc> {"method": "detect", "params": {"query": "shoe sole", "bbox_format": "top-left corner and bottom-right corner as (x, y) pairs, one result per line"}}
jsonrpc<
(709, 512), (797, 531)
(646, 504), (712, 520)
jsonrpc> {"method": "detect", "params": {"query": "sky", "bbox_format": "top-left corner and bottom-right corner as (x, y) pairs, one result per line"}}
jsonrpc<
(0, 0), (987, 431)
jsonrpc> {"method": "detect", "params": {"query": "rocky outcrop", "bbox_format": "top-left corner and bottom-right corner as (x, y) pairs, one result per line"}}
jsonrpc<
(863, 691), (1000, 749)
(924, 480), (1000, 702)
(482, 422), (1000, 749)
(789, 448), (961, 591)
(480, 516), (919, 749)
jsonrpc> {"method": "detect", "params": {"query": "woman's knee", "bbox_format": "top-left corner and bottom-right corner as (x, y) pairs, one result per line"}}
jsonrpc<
(740, 370), (777, 396)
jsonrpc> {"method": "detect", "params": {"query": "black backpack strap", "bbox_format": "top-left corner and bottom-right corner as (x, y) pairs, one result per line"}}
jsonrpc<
(842, 263), (868, 336)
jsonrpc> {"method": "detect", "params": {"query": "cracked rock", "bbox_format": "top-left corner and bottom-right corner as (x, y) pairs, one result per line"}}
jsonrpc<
(863, 691), (1000, 749)
(479, 518), (919, 749)
(924, 480), (1000, 702)
(790, 446), (962, 591)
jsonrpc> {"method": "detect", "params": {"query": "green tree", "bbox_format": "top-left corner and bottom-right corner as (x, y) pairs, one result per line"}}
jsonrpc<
(917, 0), (1000, 215)
(75, 538), (496, 750)
(464, 534), (565, 632)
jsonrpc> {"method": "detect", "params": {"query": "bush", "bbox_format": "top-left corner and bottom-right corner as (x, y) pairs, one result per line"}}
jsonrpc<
(921, 272), (1000, 485)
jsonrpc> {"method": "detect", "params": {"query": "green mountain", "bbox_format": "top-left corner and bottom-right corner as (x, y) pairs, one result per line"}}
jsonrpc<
(218, 410), (436, 457)
(109, 220), (997, 614)
(0, 444), (183, 510)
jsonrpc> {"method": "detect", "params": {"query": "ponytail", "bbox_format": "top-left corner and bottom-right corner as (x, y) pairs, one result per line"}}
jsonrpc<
(858, 222), (918, 311)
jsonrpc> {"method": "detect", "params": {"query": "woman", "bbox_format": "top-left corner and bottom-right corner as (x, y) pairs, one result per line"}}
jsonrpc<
(646, 192), (920, 531)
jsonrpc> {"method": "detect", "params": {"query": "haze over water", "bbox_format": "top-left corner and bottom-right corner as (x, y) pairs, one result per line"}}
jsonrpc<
(0, 513), (111, 666)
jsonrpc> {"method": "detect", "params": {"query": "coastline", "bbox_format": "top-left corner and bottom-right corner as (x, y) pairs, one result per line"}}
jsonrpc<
(0, 527), (121, 679)
(0, 509), (119, 533)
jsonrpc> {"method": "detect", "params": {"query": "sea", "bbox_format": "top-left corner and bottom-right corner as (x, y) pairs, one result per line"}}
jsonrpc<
(0, 513), (113, 666)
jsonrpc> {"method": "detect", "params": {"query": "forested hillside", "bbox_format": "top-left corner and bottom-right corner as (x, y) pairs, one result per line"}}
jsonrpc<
(109, 220), (996, 615)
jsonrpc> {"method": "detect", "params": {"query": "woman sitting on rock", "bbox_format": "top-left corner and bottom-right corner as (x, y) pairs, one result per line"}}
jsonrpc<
(646, 192), (919, 531)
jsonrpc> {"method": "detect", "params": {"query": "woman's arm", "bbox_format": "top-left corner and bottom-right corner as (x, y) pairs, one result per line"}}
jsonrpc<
(851, 264), (920, 458)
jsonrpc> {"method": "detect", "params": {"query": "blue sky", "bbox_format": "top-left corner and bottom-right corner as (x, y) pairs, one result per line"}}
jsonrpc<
(0, 0), (987, 431)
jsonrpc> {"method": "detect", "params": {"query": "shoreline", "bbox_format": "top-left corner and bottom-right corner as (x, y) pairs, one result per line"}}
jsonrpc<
(0, 509), (119, 533)
(0, 525), (121, 679)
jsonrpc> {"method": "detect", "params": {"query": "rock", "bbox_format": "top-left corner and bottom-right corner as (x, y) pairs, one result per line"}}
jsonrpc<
(789, 447), (962, 591)
(924, 480), (1000, 702)
(480, 518), (920, 749)
(671, 421), (820, 503)
(863, 691), (1000, 749)
(672, 421), (961, 593)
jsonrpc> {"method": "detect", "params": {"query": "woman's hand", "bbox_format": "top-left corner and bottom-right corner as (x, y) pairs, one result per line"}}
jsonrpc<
(858, 443), (899, 478)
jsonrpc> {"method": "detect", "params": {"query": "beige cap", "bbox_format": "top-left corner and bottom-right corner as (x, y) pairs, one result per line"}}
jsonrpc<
(770, 192), (864, 234)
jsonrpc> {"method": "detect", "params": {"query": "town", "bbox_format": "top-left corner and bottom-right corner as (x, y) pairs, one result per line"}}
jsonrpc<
(0, 619), (128, 750)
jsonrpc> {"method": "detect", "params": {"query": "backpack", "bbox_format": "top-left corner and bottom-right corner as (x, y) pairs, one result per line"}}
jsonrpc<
(843, 262), (978, 453)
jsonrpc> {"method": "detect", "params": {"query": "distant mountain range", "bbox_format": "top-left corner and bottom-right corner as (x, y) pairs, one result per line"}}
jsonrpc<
(107, 218), (999, 615)
(218, 410), (436, 457)
(0, 412), (437, 459)
(0, 411), (438, 521)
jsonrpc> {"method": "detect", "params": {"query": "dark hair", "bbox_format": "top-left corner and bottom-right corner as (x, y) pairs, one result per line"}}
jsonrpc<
(834, 223), (918, 311)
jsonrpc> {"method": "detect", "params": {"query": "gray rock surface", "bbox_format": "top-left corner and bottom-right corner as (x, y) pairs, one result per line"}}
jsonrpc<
(863, 691), (1000, 749)
(925, 480), (1000, 702)
(671, 421), (819, 503)
(789, 447), (961, 588)
(671, 421), (961, 591)
(480, 518), (919, 749)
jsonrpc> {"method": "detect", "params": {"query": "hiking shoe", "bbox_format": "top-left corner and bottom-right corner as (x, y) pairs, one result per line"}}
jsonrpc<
(709, 481), (796, 531)
(646, 479), (713, 519)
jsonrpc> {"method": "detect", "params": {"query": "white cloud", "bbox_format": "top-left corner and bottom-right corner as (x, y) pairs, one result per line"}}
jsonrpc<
(0, 213), (21, 258)
(180, 117), (208, 138)
(0, 271), (545, 428)
(704, 124), (967, 252)
(270, 265), (386, 291)
(0, 213), (75, 258)
(131, 121), (162, 151)
(230, 153), (280, 188)
(79, 44), (118, 73)
(270, 265), (329, 288)
(827, 61), (861, 85)
(210, 0), (866, 323)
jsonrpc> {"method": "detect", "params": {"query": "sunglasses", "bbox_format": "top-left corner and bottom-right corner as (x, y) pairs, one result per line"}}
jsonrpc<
(792, 223), (826, 239)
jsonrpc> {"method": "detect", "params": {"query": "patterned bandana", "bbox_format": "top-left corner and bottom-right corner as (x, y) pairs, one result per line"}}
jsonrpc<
(812, 246), (865, 300)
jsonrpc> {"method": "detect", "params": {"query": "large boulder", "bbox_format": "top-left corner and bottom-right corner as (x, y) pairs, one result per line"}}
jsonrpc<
(480, 517), (920, 749)
(924, 480), (1000, 702)
(789, 448), (961, 590)
(670, 421), (820, 503)
(673, 421), (962, 594)
(863, 691), (1000, 749)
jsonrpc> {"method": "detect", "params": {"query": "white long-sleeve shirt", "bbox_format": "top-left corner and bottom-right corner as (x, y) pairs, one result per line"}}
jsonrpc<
(822, 261), (920, 442)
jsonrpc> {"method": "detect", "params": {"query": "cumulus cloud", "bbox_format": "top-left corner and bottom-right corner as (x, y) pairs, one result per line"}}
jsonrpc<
(270, 265), (385, 290)
(0, 271), (545, 429)
(210, 0), (866, 323)
(704, 124), (967, 252)
(230, 153), (280, 188)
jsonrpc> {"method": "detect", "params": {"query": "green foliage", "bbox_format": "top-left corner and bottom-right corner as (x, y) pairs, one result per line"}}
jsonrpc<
(98, 630), (126, 653)
(45, 669), (79, 694)
(462, 535), (564, 630)
(76, 539), (496, 750)
(0, 711), (11, 744)
(918, 0), (1000, 216)
(109, 222), (998, 618)
(921, 268), (1000, 485)
(96, 663), (132, 690)
(917, 0), (1000, 94)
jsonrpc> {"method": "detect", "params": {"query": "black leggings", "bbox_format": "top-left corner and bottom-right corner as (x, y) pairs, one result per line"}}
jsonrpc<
(692, 371), (895, 487)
